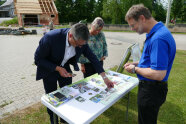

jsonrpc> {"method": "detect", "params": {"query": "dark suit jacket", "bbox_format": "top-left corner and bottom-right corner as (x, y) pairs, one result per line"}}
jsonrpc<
(34, 28), (104, 80)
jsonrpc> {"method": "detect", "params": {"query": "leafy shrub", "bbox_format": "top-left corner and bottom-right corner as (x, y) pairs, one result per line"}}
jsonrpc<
(0, 17), (18, 26)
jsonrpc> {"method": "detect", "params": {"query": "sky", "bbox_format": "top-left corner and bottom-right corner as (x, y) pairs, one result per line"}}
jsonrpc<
(161, 0), (168, 7)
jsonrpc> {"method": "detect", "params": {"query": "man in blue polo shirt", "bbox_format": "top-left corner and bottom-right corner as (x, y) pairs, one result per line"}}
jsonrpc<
(124, 4), (176, 124)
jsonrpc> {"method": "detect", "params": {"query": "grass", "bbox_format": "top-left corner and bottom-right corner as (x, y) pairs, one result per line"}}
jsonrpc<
(0, 17), (18, 27)
(0, 103), (50, 124)
(0, 101), (13, 108)
(0, 50), (186, 124)
(55, 25), (71, 29)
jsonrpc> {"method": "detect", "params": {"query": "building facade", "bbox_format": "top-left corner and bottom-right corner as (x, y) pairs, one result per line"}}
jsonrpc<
(0, 0), (14, 17)
(14, 0), (59, 26)
(0, 0), (59, 26)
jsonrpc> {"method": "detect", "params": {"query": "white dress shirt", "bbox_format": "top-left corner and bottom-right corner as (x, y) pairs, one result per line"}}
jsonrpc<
(61, 32), (76, 66)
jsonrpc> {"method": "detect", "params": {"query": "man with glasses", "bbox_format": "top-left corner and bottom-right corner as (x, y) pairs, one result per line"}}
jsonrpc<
(124, 4), (176, 124)
(34, 23), (114, 124)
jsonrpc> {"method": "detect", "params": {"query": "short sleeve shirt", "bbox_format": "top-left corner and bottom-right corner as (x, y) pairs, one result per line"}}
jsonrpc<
(137, 22), (176, 81)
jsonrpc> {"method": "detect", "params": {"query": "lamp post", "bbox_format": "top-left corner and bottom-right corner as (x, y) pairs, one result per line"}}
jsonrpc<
(165, 0), (171, 27)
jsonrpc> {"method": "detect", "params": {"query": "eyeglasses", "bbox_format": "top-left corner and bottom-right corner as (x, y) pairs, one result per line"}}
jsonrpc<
(129, 22), (137, 28)
(73, 37), (86, 47)
(128, 19), (140, 29)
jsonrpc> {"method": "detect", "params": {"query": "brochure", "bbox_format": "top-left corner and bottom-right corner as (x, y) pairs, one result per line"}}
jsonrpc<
(43, 70), (136, 107)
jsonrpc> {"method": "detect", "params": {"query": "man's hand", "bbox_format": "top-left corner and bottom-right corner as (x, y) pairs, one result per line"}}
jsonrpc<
(124, 62), (138, 73)
(81, 64), (86, 73)
(124, 62), (139, 68)
(100, 56), (106, 61)
(124, 62), (132, 68)
(100, 72), (114, 89)
(55, 66), (72, 77)
(125, 64), (135, 73)
(103, 78), (114, 89)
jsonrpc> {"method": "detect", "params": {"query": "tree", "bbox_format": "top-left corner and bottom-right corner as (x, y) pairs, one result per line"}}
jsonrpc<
(181, 0), (186, 21)
(94, 0), (104, 17)
(73, 0), (87, 22)
(73, 0), (96, 22)
(55, 0), (74, 23)
(0, 0), (5, 6)
(102, 0), (124, 24)
(171, 0), (184, 21)
(55, 0), (97, 23)
(152, 1), (166, 22)
(54, 0), (169, 24)
(86, 0), (96, 22)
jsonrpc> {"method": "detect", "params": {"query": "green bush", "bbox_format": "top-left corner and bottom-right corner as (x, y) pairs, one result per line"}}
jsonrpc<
(0, 17), (18, 26)
(55, 25), (71, 29)
(0, 1), (5, 6)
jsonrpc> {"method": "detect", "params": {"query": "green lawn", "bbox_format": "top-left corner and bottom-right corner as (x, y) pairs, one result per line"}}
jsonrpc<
(0, 50), (186, 124)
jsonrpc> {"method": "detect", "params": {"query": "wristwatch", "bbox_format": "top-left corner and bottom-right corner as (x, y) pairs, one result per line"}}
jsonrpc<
(102, 76), (108, 80)
(132, 66), (136, 73)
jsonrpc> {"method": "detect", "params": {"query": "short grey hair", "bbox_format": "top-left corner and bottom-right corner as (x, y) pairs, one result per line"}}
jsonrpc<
(91, 17), (104, 29)
(125, 4), (152, 21)
(70, 23), (90, 42)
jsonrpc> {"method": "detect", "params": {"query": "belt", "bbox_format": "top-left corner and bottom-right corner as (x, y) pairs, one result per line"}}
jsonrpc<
(140, 80), (167, 85)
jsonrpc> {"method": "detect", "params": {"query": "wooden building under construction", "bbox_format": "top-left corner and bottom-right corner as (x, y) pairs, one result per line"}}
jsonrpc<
(14, 0), (59, 26)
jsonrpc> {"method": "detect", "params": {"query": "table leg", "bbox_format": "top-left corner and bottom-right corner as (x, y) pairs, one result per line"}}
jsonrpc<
(53, 112), (58, 124)
(125, 92), (130, 122)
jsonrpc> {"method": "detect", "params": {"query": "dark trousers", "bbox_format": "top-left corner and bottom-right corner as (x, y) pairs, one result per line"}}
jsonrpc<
(137, 80), (168, 124)
(83, 61), (103, 78)
(43, 69), (72, 124)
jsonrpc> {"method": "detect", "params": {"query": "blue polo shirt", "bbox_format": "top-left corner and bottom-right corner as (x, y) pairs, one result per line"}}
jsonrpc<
(137, 22), (176, 82)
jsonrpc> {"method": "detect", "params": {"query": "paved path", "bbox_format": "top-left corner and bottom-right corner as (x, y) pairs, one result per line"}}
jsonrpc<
(104, 32), (186, 50)
(0, 30), (185, 119)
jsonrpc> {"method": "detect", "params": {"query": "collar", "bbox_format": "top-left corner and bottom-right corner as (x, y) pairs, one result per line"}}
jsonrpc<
(66, 31), (70, 47)
(146, 22), (164, 38)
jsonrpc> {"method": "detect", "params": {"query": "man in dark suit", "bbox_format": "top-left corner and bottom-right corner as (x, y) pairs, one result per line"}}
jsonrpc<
(34, 23), (114, 124)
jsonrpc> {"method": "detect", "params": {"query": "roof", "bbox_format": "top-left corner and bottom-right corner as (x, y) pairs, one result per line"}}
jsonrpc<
(14, 0), (58, 14)
(15, 0), (42, 14)
(0, 0), (13, 7)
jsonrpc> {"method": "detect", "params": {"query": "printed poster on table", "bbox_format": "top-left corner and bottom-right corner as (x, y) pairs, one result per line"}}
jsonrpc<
(43, 70), (138, 107)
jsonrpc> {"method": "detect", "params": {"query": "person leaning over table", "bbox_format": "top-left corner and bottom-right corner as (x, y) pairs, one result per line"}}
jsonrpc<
(34, 23), (114, 124)
(78, 17), (108, 78)
(123, 4), (176, 124)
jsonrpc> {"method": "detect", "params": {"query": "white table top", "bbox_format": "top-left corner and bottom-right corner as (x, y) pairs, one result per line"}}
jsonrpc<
(41, 71), (139, 124)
